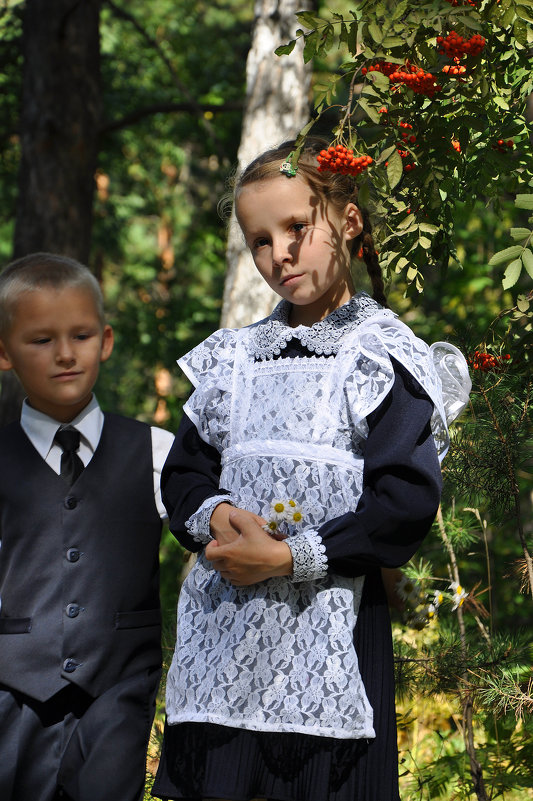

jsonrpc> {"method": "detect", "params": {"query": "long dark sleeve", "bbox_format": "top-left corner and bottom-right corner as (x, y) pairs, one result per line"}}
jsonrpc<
(319, 359), (442, 575)
(161, 414), (231, 552)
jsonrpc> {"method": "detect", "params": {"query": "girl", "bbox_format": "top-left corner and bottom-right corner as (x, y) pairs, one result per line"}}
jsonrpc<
(153, 139), (471, 801)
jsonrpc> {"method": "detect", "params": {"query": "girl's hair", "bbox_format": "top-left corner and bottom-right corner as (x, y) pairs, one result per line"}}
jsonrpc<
(0, 252), (106, 336)
(235, 138), (387, 307)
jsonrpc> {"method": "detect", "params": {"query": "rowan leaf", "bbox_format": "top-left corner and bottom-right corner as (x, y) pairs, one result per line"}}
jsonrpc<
(522, 248), (533, 278)
(502, 258), (522, 289)
(509, 228), (531, 240)
(275, 41), (296, 57)
(515, 194), (533, 210)
(488, 246), (522, 266)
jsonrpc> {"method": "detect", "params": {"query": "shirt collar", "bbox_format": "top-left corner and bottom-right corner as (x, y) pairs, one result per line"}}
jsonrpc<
(20, 395), (104, 460)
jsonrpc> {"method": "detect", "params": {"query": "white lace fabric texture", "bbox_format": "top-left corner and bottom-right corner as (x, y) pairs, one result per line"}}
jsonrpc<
(166, 293), (471, 739)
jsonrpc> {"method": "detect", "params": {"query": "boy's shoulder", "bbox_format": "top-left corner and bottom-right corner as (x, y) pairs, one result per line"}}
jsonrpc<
(101, 411), (151, 431)
(0, 419), (24, 444)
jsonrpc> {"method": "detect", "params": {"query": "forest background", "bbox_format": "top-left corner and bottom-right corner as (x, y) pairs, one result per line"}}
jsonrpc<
(0, 0), (532, 799)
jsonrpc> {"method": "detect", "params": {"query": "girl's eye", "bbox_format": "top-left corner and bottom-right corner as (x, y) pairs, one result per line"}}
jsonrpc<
(253, 237), (270, 249)
(291, 223), (306, 234)
(33, 337), (51, 345)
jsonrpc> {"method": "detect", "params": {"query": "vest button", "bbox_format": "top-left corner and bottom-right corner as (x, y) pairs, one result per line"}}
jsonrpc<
(66, 603), (80, 618)
(64, 496), (77, 510)
(66, 548), (81, 562)
(63, 658), (79, 673)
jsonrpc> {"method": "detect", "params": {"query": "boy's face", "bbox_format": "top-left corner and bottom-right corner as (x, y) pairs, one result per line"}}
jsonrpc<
(0, 286), (114, 422)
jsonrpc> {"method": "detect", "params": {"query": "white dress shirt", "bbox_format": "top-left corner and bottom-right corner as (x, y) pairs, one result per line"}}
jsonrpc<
(19, 395), (174, 519)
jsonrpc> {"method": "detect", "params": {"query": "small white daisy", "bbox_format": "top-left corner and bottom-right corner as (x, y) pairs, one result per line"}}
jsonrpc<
(449, 581), (468, 611)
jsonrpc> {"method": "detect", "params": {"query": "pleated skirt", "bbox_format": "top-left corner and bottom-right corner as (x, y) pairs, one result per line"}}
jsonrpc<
(152, 569), (400, 801)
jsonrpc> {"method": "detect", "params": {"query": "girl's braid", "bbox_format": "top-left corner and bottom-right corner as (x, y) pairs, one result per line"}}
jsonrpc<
(360, 209), (387, 307)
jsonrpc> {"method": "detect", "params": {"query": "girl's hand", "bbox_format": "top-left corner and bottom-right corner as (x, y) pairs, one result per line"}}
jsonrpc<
(205, 508), (293, 586)
(209, 502), (266, 546)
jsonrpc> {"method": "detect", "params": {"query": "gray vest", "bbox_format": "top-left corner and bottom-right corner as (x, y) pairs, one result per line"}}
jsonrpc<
(0, 414), (162, 702)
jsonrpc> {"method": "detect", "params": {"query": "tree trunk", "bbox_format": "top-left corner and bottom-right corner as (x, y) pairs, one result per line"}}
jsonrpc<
(13, 0), (101, 262)
(220, 0), (314, 329)
(3, 0), (102, 425)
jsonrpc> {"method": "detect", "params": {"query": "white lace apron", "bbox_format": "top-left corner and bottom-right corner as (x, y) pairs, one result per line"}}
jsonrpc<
(165, 294), (471, 739)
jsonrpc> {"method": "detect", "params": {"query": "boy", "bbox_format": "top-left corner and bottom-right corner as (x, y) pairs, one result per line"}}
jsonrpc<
(0, 253), (174, 801)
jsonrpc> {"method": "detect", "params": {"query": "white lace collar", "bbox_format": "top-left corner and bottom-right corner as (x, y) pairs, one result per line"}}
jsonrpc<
(247, 292), (395, 360)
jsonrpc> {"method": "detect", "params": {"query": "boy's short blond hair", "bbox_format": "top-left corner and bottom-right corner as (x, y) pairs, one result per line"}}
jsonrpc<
(0, 252), (105, 336)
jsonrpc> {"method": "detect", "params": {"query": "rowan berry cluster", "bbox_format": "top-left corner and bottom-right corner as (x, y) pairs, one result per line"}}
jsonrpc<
(444, 0), (480, 6)
(442, 63), (467, 77)
(437, 32), (486, 58)
(397, 122), (416, 170)
(317, 145), (373, 176)
(492, 138), (514, 153)
(362, 62), (441, 97)
(469, 351), (511, 371)
(451, 138), (461, 152)
(398, 121), (416, 144)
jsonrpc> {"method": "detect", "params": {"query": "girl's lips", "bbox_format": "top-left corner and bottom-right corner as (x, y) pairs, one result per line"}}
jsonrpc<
(280, 273), (303, 286)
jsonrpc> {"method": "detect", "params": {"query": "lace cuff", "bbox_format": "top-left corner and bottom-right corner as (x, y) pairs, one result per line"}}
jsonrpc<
(185, 494), (234, 545)
(287, 529), (328, 582)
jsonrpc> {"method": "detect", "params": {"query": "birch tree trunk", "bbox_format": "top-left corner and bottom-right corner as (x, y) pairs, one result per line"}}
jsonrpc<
(220, 0), (314, 329)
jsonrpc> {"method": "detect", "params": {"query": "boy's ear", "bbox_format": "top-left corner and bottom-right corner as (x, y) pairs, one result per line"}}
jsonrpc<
(0, 339), (14, 372)
(344, 203), (363, 241)
(99, 324), (114, 363)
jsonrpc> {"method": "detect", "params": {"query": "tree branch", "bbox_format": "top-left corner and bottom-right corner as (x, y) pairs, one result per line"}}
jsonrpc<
(99, 101), (242, 136)
(102, 0), (238, 155)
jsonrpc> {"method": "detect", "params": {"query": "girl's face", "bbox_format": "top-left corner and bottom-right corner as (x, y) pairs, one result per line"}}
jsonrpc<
(236, 174), (363, 326)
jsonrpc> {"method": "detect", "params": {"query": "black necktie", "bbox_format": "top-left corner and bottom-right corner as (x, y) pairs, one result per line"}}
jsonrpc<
(54, 426), (84, 486)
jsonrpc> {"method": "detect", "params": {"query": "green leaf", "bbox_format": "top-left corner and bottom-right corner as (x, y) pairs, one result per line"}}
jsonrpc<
(295, 11), (323, 29)
(386, 149), (403, 190)
(516, 5), (533, 22)
(513, 18), (528, 45)
(493, 96), (510, 110)
(398, 213), (416, 230)
(381, 36), (405, 48)
(367, 22), (383, 44)
(522, 248), (533, 278)
(502, 258), (522, 289)
(418, 223), (440, 235)
(362, 84), (380, 98)
(275, 41), (296, 57)
(488, 245), (522, 266)
(358, 97), (381, 124)
(394, 256), (410, 273)
(357, 180), (370, 209)
(456, 15), (483, 31)
(509, 227), (532, 240)
(303, 30), (319, 63)
(367, 69), (390, 90)
(347, 22), (358, 55)
(418, 236), (432, 250)
(501, 7), (516, 26)
(377, 145), (397, 164)
(517, 294), (531, 312)
(391, 0), (409, 20)
(515, 194), (533, 210)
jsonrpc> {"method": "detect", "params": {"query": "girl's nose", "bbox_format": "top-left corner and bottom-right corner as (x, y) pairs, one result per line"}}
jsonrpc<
(272, 236), (292, 266)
